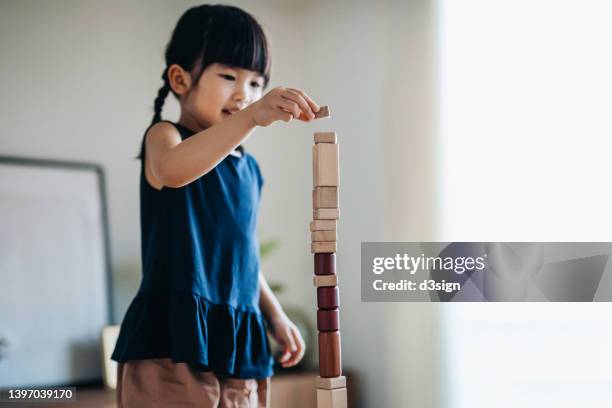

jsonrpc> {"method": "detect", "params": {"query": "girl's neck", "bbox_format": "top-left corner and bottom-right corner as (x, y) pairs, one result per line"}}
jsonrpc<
(177, 113), (209, 134)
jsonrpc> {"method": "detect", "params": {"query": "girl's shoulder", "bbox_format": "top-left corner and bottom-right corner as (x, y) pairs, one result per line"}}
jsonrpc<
(144, 121), (184, 148)
(241, 151), (264, 188)
(148, 120), (190, 139)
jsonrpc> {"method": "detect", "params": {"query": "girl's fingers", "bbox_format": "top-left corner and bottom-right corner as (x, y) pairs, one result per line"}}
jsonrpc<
(294, 334), (305, 362)
(277, 105), (293, 122)
(279, 350), (291, 363)
(286, 330), (298, 353)
(281, 90), (314, 120)
(281, 331), (299, 367)
(284, 329), (304, 367)
(277, 100), (300, 121)
(287, 88), (320, 113)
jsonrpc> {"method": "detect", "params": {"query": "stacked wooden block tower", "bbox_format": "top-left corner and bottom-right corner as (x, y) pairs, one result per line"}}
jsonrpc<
(311, 106), (347, 408)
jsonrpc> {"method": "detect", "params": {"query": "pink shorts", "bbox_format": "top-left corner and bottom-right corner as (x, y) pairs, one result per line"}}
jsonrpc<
(116, 358), (270, 408)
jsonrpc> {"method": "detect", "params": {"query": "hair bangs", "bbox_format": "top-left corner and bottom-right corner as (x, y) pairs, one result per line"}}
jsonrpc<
(200, 8), (271, 85)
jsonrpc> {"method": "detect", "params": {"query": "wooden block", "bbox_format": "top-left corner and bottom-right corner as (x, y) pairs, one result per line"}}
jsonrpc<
(317, 286), (339, 309)
(313, 274), (338, 288)
(310, 220), (337, 232)
(317, 309), (340, 332)
(313, 187), (339, 209)
(316, 388), (347, 408)
(313, 143), (339, 187)
(313, 208), (340, 220)
(311, 242), (337, 254)
(316, 376), (346, 390)
(314, 131), (337, 144)
(311, 230), (337, 242)
(314, 105), (330, 119)
(319, 331), (342, 378)
(314, 253), (336, 275)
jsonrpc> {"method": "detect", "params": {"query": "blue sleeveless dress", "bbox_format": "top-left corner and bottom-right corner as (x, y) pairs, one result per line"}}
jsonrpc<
(111, 121), (274, 379)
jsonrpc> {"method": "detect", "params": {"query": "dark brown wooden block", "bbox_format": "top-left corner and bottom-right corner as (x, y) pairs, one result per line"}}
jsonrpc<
(317, 309), (340, 332)
(319, 331), (342, 378)
(317, 287), (339, 309)
(314, 253), (336, 275)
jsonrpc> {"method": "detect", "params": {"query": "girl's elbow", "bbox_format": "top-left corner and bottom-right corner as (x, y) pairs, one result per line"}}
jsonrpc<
(163, 176), (184, 188)
(157, 163), (185, 188)
(163, 172), (188, 188)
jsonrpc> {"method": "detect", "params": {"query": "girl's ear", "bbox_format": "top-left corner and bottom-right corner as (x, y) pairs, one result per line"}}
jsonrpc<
(167, 64), (192, 96)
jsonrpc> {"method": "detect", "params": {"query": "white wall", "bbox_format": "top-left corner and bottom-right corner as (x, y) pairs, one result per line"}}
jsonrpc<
(0, 1), (438, 406)
(0, 0), (190, 314)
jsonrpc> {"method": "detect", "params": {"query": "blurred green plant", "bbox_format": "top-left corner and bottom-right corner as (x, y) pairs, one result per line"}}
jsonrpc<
(259, 238), (284, 295)
(259, 238), (280, 260)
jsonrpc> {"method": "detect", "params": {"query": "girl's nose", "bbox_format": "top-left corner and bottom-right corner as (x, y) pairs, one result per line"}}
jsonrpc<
(233, 84), (249, 102)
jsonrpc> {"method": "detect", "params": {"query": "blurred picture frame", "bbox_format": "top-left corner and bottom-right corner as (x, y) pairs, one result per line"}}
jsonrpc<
(0, 156), (113, 388)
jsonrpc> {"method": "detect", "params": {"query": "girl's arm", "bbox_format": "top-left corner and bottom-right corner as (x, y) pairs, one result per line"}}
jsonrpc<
(259, 271), (306, 367)
(259, 270), (285, 322)
(147, 87), (318, 188)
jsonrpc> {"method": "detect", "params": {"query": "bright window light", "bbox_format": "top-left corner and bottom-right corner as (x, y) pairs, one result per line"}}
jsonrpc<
(438, 1), (612, 407)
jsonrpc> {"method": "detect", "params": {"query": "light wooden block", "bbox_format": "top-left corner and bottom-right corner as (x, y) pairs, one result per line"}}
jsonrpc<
(310, 220), (337, 232)
(314, 132), (337, 144)
(311, 230), (337, 242)
(316, 376), (346, 390)
(313, 208), (340, 220)
(317, 388), (347, 408)
(311, 241), (337, 254)
(313, 143), (339, 187)
(313, 274), (338, 288)
(312, 187), (339, 209)
(314, 105), (330, 119)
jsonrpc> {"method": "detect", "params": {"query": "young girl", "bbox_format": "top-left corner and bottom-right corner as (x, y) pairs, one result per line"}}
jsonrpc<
(111, 5), (320, 407)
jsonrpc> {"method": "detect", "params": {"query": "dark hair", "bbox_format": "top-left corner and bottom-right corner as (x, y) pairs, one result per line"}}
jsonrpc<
(136, 4), (271, 160)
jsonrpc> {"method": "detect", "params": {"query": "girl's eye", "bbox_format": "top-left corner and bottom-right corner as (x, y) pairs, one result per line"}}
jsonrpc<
(251, 81), (262, 88)
(220, 74), (236, 81)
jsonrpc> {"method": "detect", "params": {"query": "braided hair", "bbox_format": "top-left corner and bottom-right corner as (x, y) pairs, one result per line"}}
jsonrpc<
(151, 68), (171, 126)
(136, 5), (271, 160)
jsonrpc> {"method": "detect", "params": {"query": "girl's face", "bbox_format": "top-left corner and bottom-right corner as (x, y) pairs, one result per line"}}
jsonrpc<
(181, 63), (265, 130)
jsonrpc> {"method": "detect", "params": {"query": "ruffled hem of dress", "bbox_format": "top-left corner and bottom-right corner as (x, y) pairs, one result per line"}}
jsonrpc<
(110, 290), (275, 380)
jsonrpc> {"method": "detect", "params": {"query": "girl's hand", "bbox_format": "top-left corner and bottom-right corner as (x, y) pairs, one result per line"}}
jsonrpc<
(269, 313), (306, 368)
(250, 87), (320, 127)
